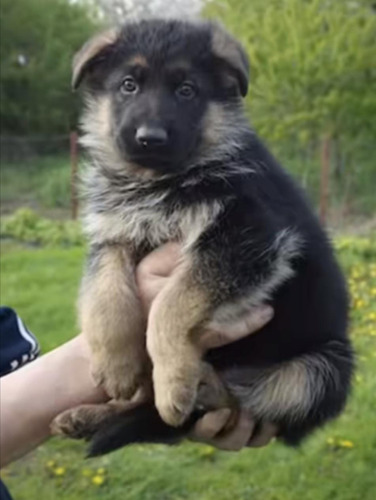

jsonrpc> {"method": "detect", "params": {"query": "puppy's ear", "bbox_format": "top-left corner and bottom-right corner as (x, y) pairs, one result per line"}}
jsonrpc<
(210, 23), (250, 97)
(72, 29), (118, 90)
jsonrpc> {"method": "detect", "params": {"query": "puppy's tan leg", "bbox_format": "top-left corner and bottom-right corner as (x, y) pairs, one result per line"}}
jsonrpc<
(147, 263), (214, 427)
(80, 244), (147, 400)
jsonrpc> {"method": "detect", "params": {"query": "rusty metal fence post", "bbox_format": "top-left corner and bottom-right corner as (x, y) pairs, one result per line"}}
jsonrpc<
(70, 131), (79, 220)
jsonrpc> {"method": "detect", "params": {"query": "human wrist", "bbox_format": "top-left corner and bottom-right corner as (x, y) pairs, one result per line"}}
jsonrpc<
(46, 335), (108, 413)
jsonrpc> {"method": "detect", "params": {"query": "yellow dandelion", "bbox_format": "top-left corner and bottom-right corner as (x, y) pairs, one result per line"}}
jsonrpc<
(92, 475), (105, 486)
(46, 460), (56, 468)
(96, 468), (106, 475)
(54, 467), (66, 476)
(199, 445), (216, 458)
(368, 312), (376, 322)
(355, 300), (365, 309)
(326, 437), (335, 445)
(371, 288), (376, 296)
(338, 440), (354, 448)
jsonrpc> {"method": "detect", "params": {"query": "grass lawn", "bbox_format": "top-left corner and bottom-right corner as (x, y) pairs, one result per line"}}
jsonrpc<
(1, 238), (376, 500)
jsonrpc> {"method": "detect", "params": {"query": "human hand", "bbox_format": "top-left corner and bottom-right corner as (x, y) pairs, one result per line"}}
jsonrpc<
(136, 243), (277, 450)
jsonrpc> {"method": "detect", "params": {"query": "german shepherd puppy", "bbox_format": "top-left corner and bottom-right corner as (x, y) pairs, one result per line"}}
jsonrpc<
(52, 19), (353, 456)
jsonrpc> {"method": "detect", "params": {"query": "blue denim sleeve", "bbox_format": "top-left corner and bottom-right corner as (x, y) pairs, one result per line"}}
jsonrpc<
(0, 307), (41, 499)
(0, 480), (13, 500)
(0, 306), (40, 377)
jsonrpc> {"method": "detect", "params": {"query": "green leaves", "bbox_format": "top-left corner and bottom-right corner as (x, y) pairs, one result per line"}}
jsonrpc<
(206, 0), (376, 146)
(205, 0), (376, 219)
(0, 208), (84, 247)
(0, 0), (101, 135)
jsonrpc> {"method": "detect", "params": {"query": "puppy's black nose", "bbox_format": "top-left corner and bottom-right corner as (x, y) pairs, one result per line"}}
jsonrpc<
(135, 126), (168, 147)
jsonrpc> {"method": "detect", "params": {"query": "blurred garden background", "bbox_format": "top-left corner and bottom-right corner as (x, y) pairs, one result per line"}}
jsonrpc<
(0, 1), (375, 499)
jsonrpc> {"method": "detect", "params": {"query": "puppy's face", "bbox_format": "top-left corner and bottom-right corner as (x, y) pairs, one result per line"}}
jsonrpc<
(74, 20), (249, 174)
(108, 53), (216, 172)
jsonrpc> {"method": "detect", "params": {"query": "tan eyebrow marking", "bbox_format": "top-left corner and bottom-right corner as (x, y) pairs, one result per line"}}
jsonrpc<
(128, 55), (148, 67)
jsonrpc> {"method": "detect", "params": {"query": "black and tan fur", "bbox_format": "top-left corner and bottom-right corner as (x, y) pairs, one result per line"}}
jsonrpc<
(52, 19), (353, 455)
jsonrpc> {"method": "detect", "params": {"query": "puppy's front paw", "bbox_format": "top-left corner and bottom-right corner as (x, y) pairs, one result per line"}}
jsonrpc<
(91, 351), (147, 400)
(153, 364), (201, 427)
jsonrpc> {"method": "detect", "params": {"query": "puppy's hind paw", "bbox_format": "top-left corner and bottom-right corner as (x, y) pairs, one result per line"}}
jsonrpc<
(51, 404), (113, 440)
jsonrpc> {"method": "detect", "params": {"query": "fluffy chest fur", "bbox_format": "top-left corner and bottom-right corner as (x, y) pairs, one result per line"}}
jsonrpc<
(83, 167), (223, 251)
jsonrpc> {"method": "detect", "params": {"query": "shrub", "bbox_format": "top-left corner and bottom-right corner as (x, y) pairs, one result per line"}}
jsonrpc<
(0, 208), (84, 247)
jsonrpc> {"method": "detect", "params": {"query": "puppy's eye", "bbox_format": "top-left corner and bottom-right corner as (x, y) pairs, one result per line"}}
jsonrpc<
(121, 76), (138, 94)
(176, 82), (197, 100)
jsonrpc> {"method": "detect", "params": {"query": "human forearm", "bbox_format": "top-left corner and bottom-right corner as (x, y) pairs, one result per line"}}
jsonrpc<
(0, 335), (107, 467)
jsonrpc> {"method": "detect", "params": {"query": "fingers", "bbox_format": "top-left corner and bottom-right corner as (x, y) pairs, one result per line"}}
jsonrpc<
(137, 275), (169, 314)
(136, 244), (274, 340)
(191, 408), (233, 441)
(209, 410), (255, 451)
(191, 409), (256, 451)
(136, 243), (182, 279)
(248, 422), (278, 447)
(201, 305), (274, 350)
(191, 409), (278, 451)
(136, 243), (182, 314)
